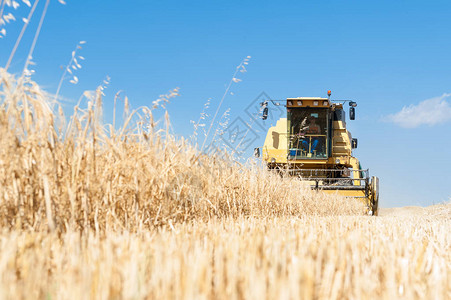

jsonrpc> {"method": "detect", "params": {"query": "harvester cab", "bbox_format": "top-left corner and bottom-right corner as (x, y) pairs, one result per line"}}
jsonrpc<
(256, 91), (379, 215)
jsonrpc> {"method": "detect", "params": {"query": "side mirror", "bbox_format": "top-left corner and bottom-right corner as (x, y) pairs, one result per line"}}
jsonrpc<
(254, 148), (260, 158)
(352, 138), (358, 149)
(349, 101), (357, 120)
(262, 107), (268, 120)
(349, 107), (355, 120)
(261, 101), (268, 120)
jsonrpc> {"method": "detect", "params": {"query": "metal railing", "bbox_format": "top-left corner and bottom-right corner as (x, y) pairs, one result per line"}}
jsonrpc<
(269, 168), (369, 193)
(288, 134), (328, 159)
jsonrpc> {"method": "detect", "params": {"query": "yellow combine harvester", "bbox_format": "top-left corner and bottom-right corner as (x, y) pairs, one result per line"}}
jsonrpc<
(255, 91), (379, 215)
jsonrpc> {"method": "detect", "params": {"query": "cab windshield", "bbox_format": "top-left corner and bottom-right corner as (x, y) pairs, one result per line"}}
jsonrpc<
(287, 108), (328, 159)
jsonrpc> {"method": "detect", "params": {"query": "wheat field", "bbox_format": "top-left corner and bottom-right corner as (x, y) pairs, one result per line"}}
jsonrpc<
(0, 210), (449, 299)
(0, 69), (450, 299)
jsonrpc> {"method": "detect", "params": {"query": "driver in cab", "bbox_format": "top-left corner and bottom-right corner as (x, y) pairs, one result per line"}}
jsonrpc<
(306, 116), (320, 134)
(302, 116), (321, 154)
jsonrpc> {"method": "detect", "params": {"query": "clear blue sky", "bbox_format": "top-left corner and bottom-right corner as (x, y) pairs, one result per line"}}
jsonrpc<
(1, 0), (450, 207)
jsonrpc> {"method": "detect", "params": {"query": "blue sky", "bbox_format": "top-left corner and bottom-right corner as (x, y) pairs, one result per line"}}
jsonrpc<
(1, 0), (450, 207)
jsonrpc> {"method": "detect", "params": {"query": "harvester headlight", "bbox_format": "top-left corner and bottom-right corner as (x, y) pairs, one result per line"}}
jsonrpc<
(323, 101), (328, 106)
(335, 158), (340, 164)
(288, 101), (293, 106)
(271, 158), (276, 163)
(297, 101), (302, 106)
(313, 101), (318, 106)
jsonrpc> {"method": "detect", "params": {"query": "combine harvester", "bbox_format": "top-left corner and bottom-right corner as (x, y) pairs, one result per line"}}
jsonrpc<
(255, 91), (379, 215)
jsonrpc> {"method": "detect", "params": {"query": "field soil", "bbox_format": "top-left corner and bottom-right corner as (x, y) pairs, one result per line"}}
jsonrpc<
(379, 205), (449, 217)
(379, 206), (430, 216)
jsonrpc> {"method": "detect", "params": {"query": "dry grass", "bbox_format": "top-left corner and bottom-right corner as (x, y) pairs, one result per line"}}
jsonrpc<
(0, 69), (449, 299)
(0, 211), (449, 299)
(0, 69), (364, 233)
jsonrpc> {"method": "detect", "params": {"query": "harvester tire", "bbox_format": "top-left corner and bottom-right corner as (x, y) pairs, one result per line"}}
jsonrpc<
(370, 176), (379, 216)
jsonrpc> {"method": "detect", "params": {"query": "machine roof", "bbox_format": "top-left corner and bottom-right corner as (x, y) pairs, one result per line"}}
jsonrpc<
(287, 97), (329, 100)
